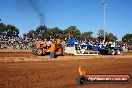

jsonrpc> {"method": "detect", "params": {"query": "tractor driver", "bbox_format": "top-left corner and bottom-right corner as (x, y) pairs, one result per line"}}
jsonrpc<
(56, 35), (61, 45)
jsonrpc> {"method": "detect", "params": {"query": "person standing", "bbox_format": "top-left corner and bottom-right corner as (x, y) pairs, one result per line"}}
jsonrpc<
(50, 39), (56, 58)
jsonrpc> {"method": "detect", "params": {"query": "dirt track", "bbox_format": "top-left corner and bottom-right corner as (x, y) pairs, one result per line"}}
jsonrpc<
(0, 52), (132, 88)
(0, 51), (131, 57)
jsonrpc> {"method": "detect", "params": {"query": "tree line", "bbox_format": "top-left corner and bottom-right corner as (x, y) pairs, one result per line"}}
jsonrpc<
(0, 19), (132, 44)
(0, 22), (19, 37)
(23, 25), (118, 42)
(24, 25), (132, 45)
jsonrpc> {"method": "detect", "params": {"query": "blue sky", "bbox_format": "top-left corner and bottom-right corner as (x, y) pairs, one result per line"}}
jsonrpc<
(0, 0), (132, 40)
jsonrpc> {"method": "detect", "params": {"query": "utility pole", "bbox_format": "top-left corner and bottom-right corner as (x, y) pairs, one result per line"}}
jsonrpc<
(102, 0), (107, 44)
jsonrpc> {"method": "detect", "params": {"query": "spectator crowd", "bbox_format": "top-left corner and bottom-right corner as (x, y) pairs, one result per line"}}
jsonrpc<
(0, 36), (131, 51)
(0, 36), (35, 49)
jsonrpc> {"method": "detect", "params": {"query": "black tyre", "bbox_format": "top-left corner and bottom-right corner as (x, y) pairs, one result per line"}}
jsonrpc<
(36, 48), (43, 56)
(32, 48), (36, 55)
(110, 49), (115, 55)
(115, 50), (121, 55)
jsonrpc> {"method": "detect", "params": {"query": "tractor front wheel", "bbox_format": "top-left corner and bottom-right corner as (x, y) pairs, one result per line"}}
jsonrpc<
(32, 48), (36, 55)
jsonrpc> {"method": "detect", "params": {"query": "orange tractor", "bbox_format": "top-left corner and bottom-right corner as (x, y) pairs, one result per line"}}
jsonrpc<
(32, 39), (63, 56)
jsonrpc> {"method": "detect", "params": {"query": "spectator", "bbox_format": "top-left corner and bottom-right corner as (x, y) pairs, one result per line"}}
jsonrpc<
(50, 39), (56, 58)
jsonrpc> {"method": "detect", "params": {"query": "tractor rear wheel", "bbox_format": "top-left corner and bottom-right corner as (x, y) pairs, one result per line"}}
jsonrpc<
(36, 48), (43, 56)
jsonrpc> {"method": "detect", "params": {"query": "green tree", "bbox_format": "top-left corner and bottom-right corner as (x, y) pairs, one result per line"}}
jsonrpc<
(26, 30), (34, 38)
(6, 24), (19, 37)
(36, 25), (47, 33)
(97, 29), (105, 42)
(82, 31), (93, 41)
(106, 33), (117, 42)
(23, 33), (27, 38)
(25, 25), (63, 39)
(63, 26), (81, 40)
(122, 33), (132, 45)
(0, 23), (6, 36)
(48, 27), (62, 37)
(35, 25), (48, 39)
(97, 29), (117, 42)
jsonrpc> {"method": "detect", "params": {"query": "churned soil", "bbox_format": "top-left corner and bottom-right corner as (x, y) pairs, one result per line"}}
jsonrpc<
(0, 51), (132, 88)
